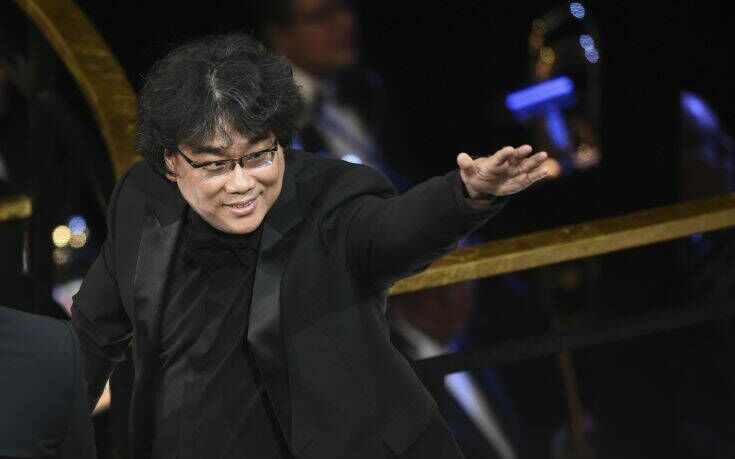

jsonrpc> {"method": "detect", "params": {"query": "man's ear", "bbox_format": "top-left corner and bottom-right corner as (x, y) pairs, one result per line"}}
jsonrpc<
(163, 150), (177, 183)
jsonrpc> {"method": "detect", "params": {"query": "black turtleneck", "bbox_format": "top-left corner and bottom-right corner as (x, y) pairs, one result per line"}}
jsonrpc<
(151, 208), (290, 459)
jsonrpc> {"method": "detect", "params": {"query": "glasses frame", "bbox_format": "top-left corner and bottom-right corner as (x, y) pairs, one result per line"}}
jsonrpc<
(172, 139), (279, 178)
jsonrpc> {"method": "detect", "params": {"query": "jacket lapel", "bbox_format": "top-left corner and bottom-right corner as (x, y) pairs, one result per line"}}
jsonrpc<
(248, 153), (307, 452)
(132, 179), (187, 362)
(130, 176), (186, 456)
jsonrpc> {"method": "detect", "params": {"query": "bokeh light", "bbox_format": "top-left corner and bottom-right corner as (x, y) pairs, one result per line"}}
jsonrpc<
(52, 225), (71, 248)
(579, 34), (595, 51)
(69, 232), (88, 249)
(68, 215), (87, 235)
(584, 48), (600, 63)
(570, 2), (586, 19)
(540, 47), (556, 64)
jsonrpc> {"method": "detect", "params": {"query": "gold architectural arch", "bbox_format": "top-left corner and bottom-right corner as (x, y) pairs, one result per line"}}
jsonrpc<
(14, 0), (140, 179)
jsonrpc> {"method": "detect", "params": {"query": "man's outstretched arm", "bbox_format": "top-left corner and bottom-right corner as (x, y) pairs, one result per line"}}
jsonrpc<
(343, 145), (548, 290)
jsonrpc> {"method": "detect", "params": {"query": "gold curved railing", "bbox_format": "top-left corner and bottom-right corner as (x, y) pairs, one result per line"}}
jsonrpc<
(13, 0), (140, 180)
(391, 191), (735, 294)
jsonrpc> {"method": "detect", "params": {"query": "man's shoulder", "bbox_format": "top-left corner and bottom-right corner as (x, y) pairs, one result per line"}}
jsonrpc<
(111, 160), (182, 214)
(288, 149), (396, 204)
(117, 160), (174, 197)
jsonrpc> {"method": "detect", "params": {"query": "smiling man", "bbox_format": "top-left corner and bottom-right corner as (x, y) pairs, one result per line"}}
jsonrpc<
(71, 33), (547, 459)
(166, 133), (283, 234)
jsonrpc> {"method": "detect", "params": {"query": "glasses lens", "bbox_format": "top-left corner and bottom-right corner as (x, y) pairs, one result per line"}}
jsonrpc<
(199, 149), (276, 179)
(243, 150), (276, 169)
(200, 160), (235, 179)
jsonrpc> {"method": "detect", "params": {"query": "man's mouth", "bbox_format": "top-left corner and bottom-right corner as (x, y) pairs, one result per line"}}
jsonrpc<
(223, 196), (259, 216)
(225, 197), (257, 208)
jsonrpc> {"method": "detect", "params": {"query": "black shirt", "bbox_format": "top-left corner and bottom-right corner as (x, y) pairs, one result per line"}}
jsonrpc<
(151, 209), (289, 459)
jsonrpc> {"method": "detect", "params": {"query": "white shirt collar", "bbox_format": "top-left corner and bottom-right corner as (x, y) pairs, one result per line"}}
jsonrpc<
(291, 64), (321, 110)
(391, 317), (446, 360)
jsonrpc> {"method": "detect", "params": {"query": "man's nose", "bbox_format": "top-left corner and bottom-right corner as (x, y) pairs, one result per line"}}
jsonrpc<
(223, 163), (256, 193)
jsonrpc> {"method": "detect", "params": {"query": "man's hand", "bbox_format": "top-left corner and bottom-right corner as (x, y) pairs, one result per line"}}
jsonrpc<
(457, 145), (549, 199)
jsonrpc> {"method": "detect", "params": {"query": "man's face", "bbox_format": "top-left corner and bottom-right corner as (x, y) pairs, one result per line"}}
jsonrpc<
(271, 0), (357, 77)
(164, 131), (284, 234)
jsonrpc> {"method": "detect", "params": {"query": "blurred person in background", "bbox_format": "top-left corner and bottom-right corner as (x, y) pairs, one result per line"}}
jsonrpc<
(390, 282), (524, 459)
(0, 305), (96, 459)
(254, 0), (409, 189)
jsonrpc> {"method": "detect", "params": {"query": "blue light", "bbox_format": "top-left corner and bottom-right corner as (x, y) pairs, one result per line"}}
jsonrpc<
(545, 109), (572, 150)
(584, 48), (600, 63)
(291, 138), (304, 150)
(681, 91), (719, 130)
(579, 34), (595, 50)
(570, 2), (586, 19)
(68, 215), (87, 235)
(341, 154), (363, 164)
(505, 76), (575, 113)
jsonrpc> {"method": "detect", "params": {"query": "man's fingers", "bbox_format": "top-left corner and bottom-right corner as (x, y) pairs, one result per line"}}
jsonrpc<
(509, 144), (533, 163)
(514, 144), (533, 157)
(518, 151), (548, 173)
(530, 167), (549, 182)
(456, 152), (474, 172)
(461, 147), (548, 192)
(489, 146), (516, 166)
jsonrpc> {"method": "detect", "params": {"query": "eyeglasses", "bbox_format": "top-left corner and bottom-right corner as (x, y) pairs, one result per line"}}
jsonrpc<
(173, 140), (279, 179)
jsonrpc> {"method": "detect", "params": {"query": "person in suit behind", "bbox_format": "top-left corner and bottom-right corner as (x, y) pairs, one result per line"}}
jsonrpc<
(0, 305), (96, 459)
(254, 0), (411, 190)
(389, 282), (524, 459)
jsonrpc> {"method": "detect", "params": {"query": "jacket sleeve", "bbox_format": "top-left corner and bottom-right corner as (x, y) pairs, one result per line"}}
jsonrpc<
(71, 168), (134, 412)
(338, 164), (507, 290)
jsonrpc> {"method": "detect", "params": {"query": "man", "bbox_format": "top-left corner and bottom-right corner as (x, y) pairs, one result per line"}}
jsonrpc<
(71, 33), (547, 459)
(0, 306), (96, 459)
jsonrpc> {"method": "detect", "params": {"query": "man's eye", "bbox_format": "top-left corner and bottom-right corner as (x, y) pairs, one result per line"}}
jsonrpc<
(203, 161), (227, 171)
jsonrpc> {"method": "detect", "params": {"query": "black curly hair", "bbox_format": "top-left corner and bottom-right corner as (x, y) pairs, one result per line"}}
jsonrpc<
(136, 33), (303, 175)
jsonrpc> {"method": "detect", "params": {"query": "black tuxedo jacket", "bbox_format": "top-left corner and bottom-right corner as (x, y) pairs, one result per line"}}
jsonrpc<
(71, 149), (505, 459)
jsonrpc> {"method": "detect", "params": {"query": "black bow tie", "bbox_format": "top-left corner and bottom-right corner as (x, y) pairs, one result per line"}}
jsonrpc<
(183, 212), (260, 271)
(184, 234), (258, 272)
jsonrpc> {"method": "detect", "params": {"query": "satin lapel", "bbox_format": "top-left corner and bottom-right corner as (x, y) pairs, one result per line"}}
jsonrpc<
(129, 203), (184, 458)
(248, 221), (291, 431)
(247, 154), (309, 453)
(132, 205), (183, 361)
